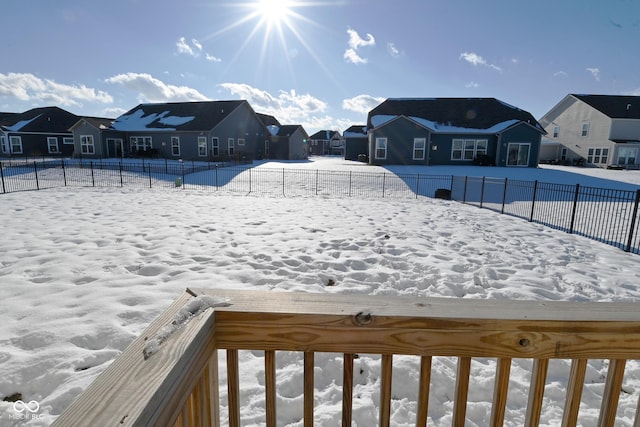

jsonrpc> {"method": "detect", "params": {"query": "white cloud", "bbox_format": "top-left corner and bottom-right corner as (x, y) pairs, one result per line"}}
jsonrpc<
(0, 72), (113, 107)
(344, 28), (375, 64)
(342, 94), (385, 114)
(206, 54), (222, 63)
(219, 82), (345, 132)
(387, 43), (401, 58)
(105, 73), (209, 103)
(586, 67), (601, 81)
(344, 48), (367, 64)
(554, 71), (568, 77)
(459, 52), (502, 72)
(176, 37), (221, 62)
(347, 28), (375, 49)
(465, 81), (479, 88)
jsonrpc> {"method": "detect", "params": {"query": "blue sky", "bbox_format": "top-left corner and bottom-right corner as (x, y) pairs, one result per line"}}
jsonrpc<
(1, 0), (639, 134)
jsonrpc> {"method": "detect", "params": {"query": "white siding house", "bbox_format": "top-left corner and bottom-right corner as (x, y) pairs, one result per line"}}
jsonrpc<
(539, 94), (640, 168)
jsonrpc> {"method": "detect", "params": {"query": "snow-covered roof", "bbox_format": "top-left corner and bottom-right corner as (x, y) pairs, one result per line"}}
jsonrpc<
(367, 98), (544, 134)
(371, 115), (521, 134)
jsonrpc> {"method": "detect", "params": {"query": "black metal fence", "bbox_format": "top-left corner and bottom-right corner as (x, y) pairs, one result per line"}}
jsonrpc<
(2, 159), (639, 255)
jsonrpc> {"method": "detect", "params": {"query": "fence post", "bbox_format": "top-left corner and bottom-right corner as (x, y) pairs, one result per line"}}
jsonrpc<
(62, 159), (67, 187)
(248, 168), (252, 194)
(282, 168), (285, 196)
(90, 161), (95, 187)
(349, 171), (352, 197)
(315, 169), (319, 196)
(529, 180), (538, 222)
(119, 162), (123, 187)
(34, 161), (40, 191)
(463, 176), (468, 203)
(625, 189), (640, 252)
(480, 176), (486, 208)
(382, 173), (386, 198)
(214, 164), (217, 189)
(165, 158), (168, 174)
(415, 174), (420, 199)
(501, 177), (508, 214)
(148, 166), (152, 188)
(0, 161), (4, 194)
(569, 184), (580, 234)
(182, 162), (185, 190)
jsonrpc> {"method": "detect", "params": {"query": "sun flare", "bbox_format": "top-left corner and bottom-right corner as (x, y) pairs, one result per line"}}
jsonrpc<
(255, 0), (293, 24)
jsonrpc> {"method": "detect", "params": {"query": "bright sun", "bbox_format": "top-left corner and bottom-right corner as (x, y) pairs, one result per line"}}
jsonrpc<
(255, 0), (293, 24)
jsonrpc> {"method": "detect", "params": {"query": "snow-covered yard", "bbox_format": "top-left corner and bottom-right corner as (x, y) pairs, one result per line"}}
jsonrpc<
(1, 157), (640, 426)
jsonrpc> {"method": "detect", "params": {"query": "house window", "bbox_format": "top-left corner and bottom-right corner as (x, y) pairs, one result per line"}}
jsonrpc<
(561, 147), (568, 161)
(587, 148), (608, 164)
(198, 136), (207, 157)
(80, 135), (95, 154)
(0, 135), (7, 153)
(618, 147), (638, 165)
(553, 126), (559, 138)
(507, 143), (530, 166)
(10, 136), (23, 154)
(413, 138), (426, 160)
(375, 138), (387, 159)
(228, 138), (235, 157)
(581, 122), (590, 137)
(130, 136), (152, 152)
(452, 139), (487, 160)
(47, 137), (59, 153)
(476, 139), (488, 157)
(238, 138), (245, 146)
(63, 137), (74, 145)
(171, 137), (180, 156)
(212, 137), (219, 157)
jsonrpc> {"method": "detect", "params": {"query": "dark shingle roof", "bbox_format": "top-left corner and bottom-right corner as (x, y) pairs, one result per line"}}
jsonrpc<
(309, 130), (340, 140)
(367, 98), (543, 132)
(256, 113), (281, 127)
(343, 125), (367, 136)
(276, 125), (303, 137)
(111, 101), (247, 131)
(0, 112), (20, 127)
(2, 106), (79, 133)
(572, 94), (640, 119)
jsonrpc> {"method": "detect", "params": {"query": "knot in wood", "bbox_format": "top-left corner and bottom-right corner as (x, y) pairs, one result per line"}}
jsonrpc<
(519, 338), (530, 347)
(354, 311), (372, 326)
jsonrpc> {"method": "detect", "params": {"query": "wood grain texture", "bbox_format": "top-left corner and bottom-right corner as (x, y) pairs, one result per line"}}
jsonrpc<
(598, 359), (627, 427)
(490, 358), (511, 427)
(52, 291), (216, 427)
(562, 358), (587, 427)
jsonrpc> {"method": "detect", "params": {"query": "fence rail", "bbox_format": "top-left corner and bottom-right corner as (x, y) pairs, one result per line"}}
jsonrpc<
(2, 159), (639, 255)
(52, 288), (640, 427)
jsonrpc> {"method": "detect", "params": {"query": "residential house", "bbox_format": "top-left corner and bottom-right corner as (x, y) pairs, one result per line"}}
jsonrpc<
(308, 130), (344, 156)
(343, 125), (368, 161)
(69, 117), (117, 157)
(265, 125), (309, 160)
(538, 94), (640, 168)
(72, 100), (268, 161)
(367, 98), (545, 167)
(0, 106), (80, 157)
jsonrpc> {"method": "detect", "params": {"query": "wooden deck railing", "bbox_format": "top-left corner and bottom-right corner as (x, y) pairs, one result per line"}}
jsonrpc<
(52, 288), (640, 426)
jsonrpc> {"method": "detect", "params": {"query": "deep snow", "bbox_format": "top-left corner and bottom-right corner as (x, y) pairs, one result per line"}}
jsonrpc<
(1, 157), (640, 426)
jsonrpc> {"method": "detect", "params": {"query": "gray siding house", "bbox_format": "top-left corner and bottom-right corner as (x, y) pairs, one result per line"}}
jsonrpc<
(367, 98), (545, 167)
(343, 125), (368, 161)
(265, 125), (309, 160)
(308, 130), (343, 156)
(0, 106), (81, 157)
(72, 100), (268, 161)
(538, 94), (640, 168)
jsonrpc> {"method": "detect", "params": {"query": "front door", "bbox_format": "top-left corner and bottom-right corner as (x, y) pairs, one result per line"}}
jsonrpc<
(507, 143), (530, 166)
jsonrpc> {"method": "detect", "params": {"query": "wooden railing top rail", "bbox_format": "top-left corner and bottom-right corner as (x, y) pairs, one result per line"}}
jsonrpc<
(52, 288), (640, 427)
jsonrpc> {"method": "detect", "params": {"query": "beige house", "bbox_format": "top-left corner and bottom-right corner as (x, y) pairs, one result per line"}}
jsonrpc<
(539, 94), (640, 168)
